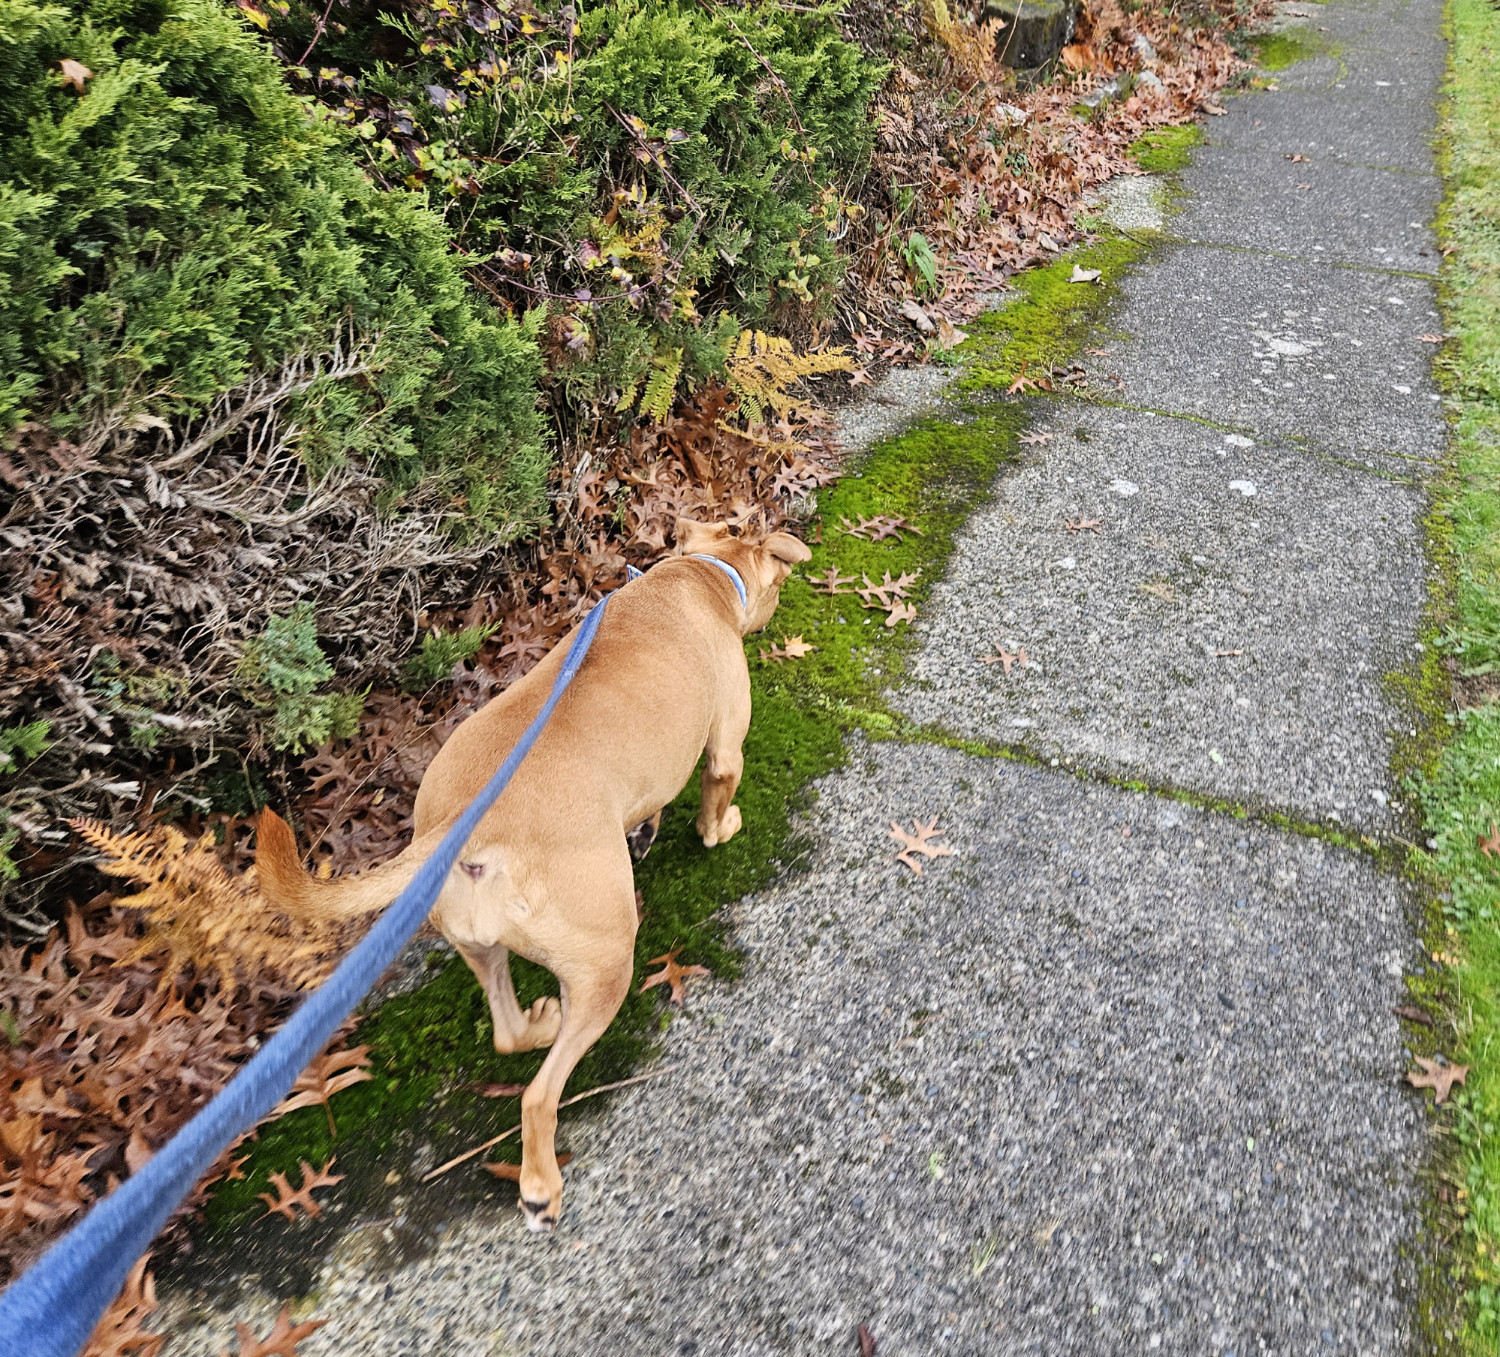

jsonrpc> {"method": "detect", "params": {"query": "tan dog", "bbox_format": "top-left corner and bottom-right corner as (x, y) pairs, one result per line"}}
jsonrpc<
(255, 521), (811, 1231)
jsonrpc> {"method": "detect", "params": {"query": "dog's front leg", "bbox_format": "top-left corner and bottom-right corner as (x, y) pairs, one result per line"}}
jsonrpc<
(696, 694), (750, 848)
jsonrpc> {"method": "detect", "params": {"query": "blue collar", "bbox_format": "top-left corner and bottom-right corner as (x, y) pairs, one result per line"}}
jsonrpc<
(623, 555), (747, 611)
(691, 554), (748, 610)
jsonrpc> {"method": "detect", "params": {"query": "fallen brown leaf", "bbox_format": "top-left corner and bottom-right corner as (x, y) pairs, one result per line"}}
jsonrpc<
(640, 949), (710, 1005)
(760, 635), (815, 662)
(1283, 153), (1307, 162)
(1063, 517), (1101, 534)
(1392, 1004), (1435, 1028)
(807, 566), (857, 595)
(858, 1322), (877, 1356)
(81, 1253), (163, 1357)
(979, 645), (1028, 675)
(258, 1159), (343, 1223)
(218, 1307), (327, 1357)
(1477, 822), (1500, 857)
(1407, 1056), (1468, 1105)
(263, 1045), (373, 1137)
(472, 1082), (527, 1099)
(889, 817), (957, 877)
(58, 59), (93, 92)
(1069, 265), (1101, 284)
(1018, 431), (1053, 445)
(884, 601), (917, 627)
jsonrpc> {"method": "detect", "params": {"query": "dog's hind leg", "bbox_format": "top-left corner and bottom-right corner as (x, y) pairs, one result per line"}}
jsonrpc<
(516, 879), (636, 1232)
(696, 685), (751, 849)
(453, 942), (562, 1054)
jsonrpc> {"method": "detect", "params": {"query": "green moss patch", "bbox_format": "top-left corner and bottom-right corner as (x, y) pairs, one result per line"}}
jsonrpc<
(1406, 0), (1500, 1345)
(1244, 26), (1334, 71)
(1129, 124), (1204, 174)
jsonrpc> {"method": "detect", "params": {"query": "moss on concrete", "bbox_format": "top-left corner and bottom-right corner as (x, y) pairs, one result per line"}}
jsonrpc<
(1244, 26), (1334, 70)
(175, 204), (1223, 1300)
(1129, 124), (1204, 174)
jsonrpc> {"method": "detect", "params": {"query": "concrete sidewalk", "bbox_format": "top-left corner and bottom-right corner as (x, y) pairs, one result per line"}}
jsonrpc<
(163, 0), (1444, 1350)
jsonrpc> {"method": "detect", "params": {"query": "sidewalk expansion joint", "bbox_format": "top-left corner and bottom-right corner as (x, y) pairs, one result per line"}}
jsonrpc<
(1155, 231), (1439, 279)
(825, 697), (1400, 865)
(1002, 388), (1438, 481)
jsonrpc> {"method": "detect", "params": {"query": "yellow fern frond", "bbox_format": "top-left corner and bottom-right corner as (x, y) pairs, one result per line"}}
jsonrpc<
(725, 330), (853, 427)
(641, 348), (684, 423)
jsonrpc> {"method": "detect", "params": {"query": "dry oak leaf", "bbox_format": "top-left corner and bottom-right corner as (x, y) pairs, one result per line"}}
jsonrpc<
(264, 1045), (373, 1136)
(485, 1152), (573, 1181)
(855, 570), (920, 609)
(858, 1322), (878, 1356)
(808, 566), (857, 594)
(890, 817), (957, 877)
(258, 1158), (344, 1223)
(840, 514), (922, 543)
(885, 601), (917, 627)
(1392, 1004), (1435, 1028)
(58, 59), (93, 92)
(979, 645), (1028, 675)
(1407, 1057), (1468, 1105)
(760, 636), (815, 662)
(1069, 265), (1101, 284)
(81, 1253), (163, 1357)
(1477, 822), (1500, 857)
(640, 949), (711, 1005)
(1019, 431), (1053, 446)
(219, 1307), (327, 1357)
(1063, 517), (1102, 534)
(1283, 153), (1307, 162)
(1419, 333), (1445, 343)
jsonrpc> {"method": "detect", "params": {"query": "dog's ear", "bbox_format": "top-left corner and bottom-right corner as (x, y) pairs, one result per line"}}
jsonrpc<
(674, 518), (731, 555)
(762, 532), (812, 567)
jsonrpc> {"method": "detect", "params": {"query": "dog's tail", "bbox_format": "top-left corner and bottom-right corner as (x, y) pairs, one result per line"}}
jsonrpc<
(254, 807), (446, 922)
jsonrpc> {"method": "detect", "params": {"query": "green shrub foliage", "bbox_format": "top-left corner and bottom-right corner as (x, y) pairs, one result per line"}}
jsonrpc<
(0, 0), (548, 536)
(261, 0), (882, 418)
(236, 604), (365, 753)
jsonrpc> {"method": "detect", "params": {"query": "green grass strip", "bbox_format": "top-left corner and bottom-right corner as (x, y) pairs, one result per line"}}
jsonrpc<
(1409, 0), (1500, 1346)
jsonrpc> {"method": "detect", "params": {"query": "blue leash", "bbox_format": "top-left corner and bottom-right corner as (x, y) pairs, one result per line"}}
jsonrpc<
(0, 593), (612, 1357)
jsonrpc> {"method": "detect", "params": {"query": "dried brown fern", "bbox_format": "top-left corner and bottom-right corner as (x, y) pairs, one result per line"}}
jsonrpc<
(69, 820), (340, 990)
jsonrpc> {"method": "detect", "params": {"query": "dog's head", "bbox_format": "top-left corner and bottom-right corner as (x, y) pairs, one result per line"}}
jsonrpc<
(674, 519), (812, 634)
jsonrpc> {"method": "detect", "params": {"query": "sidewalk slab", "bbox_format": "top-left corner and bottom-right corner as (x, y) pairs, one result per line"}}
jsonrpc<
(1207, 88), (1439, 175)
(1174, 142), (1439, 274)
(898, 403), (1426, 827)
(1087, 243), (1445, 462)
(163, 746), (1422, 1357)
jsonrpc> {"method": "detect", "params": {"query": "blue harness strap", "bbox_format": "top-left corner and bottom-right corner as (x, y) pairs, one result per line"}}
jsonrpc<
(0, 593), (612, 1357)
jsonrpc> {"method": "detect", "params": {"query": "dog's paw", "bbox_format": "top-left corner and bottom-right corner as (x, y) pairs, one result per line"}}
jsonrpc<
(523, 995), (562, 1050)
(696, 803), (742, 848)
(518, 1163), (563, 1233)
